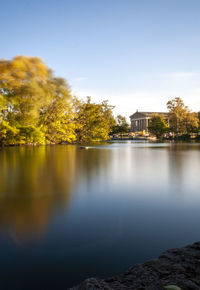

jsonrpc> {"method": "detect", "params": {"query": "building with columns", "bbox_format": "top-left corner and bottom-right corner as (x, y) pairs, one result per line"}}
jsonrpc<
(130, 111), (169, 132)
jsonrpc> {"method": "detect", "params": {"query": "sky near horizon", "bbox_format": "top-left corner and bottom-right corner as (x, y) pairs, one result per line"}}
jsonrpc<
(1, 0), (200, 120)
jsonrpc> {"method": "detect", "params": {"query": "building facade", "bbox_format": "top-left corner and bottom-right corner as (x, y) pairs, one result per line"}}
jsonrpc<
(130, 111), (169, 132)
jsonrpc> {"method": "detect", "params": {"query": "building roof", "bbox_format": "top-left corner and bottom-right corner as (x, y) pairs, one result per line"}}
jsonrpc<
(130, 111), (169, 119)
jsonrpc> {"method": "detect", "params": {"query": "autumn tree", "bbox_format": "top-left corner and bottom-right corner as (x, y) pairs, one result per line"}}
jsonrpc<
(0, 56), (116, 145)
(73, 97), (115, 143)
(167, 98), (187, 133)
(167, 98), (199, 134)
(0, 56), (49, 144)
(198, 111), (200, 121)
(0, 56), (49, 125)
(198, 112), (200, 131)
(39, 77), (76, 144)
(0, 56), (75, 145)
(148, 114), (169, 138)
(185, 112), (199, 133)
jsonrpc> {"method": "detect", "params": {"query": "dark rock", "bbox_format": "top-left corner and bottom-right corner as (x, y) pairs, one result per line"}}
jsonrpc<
(70, 242), (200, 289)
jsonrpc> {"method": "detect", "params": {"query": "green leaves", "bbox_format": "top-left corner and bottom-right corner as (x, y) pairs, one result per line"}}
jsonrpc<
(0, 56), (115, 145)
(111, 114), (129, 134)
(73, 97), (115, 143)
(0, 121), (19, 145)
(17, 126), (46, 145)
(148, 114), (169, 138)
(167, 97), (199, 134)
(0, 56), (74, 145)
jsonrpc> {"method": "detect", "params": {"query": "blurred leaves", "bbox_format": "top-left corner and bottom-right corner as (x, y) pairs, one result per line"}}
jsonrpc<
(0, 56), (115, 145)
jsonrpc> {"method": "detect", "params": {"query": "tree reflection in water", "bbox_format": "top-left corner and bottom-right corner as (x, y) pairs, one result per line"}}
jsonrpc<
(0, 145), (110, 242)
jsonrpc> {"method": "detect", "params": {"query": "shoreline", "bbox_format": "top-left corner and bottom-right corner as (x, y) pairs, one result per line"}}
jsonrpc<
(0, 137), (200, 147)
(70, 241), (200, 289)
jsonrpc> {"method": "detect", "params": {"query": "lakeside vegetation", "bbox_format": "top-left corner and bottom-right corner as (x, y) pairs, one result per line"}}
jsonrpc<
(0, 56), (119, 145)
(0, 56), (199, 145)
(148, 97), (200, 139)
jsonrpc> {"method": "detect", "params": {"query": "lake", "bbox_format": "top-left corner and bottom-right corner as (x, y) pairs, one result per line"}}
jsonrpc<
(0, 141), (200, 289)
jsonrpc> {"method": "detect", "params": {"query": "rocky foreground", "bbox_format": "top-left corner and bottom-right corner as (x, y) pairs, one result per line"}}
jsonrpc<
(70, 242), (200, 290)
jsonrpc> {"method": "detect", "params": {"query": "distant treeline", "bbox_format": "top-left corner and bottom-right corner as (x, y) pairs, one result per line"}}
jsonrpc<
(1, 56), (199, 145)
(0, 56), (130, 145)
(148, 98), (200, 138)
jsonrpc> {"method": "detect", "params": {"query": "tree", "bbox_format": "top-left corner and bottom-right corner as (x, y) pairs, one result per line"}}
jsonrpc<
(198, 111), (200, 122)
(16, 126), (46, 145)
(185, 112), (199, 133)
(198, 112), (200, 131)
(0, 56), (75, 145)
(167, 97), (199, 134)
(0, 56), (49, 126)
(0, 56), (50, 144)
(148, 114), (169, 138)
(0, 120), (19, 145)
(0, 56), (116, 145)
(39, 77), (76, 144)
(111, 115), (129, 134)
(167, 97), (187, 134)
(73, 97), (115, 143)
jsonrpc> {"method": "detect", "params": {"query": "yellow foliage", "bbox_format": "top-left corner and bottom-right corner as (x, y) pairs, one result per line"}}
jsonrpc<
(0, 56), (48, 89)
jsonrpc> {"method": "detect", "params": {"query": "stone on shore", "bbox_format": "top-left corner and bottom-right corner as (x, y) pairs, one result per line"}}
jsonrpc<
(70, 241), (200, 289)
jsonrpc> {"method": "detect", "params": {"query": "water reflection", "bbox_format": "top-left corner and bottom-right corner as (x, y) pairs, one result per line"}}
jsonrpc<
(0, 142), (200, 243)
(0, 145), (110, 242)
(166, 143), (200, 197)
(0, 142), (200, 290)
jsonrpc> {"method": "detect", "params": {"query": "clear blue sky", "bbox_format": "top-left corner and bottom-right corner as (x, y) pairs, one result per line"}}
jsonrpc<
(1, 0), (200, 119)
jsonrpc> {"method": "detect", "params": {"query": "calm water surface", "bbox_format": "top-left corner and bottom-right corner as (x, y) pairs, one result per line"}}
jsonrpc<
(0, 141), (200, 289)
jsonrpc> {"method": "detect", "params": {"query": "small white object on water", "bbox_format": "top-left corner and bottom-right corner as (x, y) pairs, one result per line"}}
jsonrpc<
(80, 146), (90, 149)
